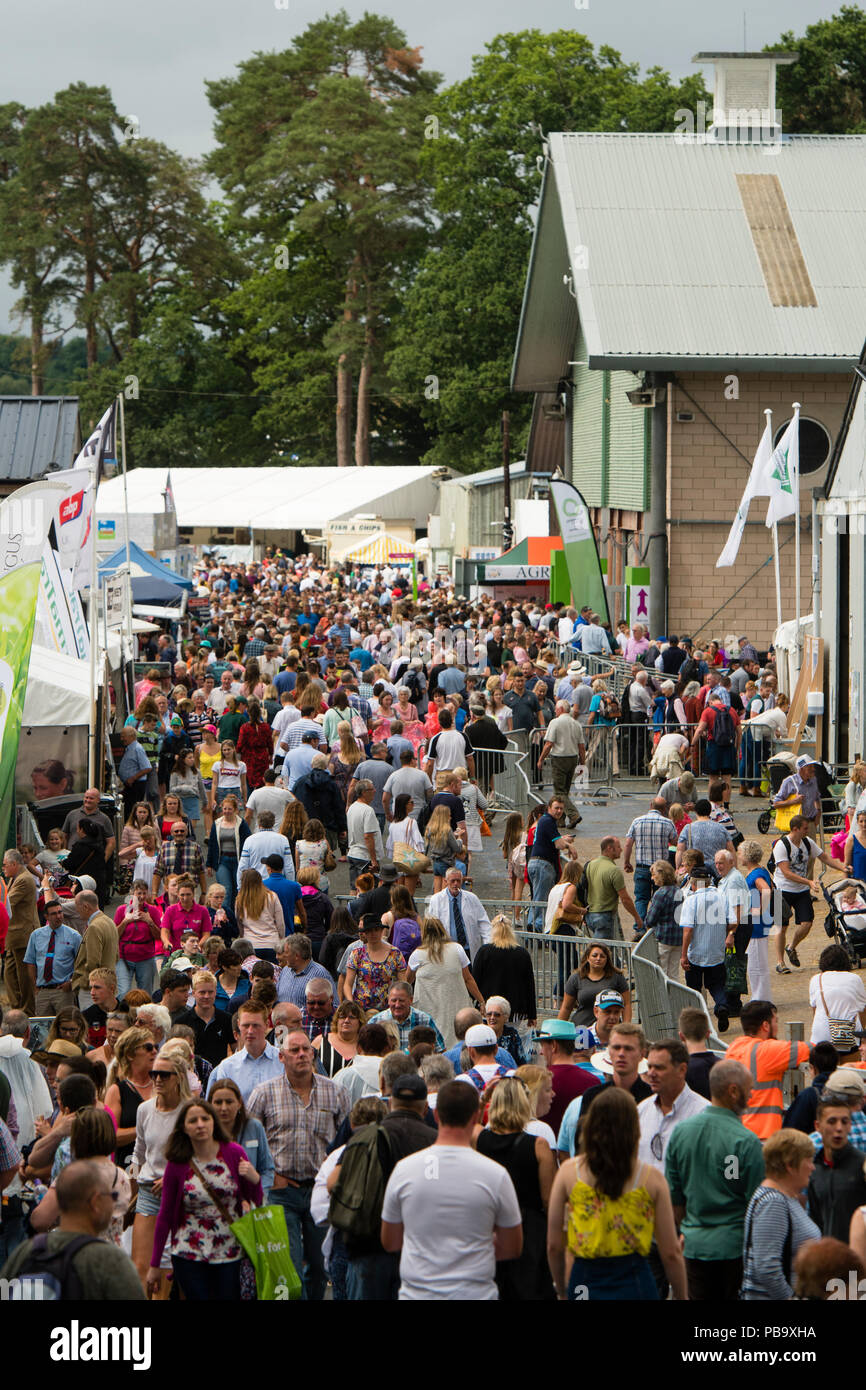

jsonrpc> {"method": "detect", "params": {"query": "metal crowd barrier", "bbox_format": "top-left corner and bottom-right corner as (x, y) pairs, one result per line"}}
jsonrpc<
(514, 931), (636, 1016)
(484, 734), (540, 815)
(550, 641), (631, 697)
(528, 724), (618, 800)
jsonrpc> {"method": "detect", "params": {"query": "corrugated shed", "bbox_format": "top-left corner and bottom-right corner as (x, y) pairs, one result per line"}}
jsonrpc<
(607, 372), (649, 510)
(570, 332), (604, 505)
(0, 397), (81, 481)
(513, 132), (866, 379)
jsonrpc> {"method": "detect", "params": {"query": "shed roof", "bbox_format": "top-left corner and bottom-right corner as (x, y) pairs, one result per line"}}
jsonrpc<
(513, 133), (866, 386)
(0, 397), (81, 481)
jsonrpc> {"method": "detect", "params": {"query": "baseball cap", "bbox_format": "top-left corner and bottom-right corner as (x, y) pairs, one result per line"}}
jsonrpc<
(204, 723), (217, 734)
(200, 640), (212, 649)
(825, 1068), (866, 1099)
(538, 1019), (576, 1041)
(391, 1073), (427, 1101)
(72, 874), (97, 893)
(464, 1024), (498, 1048)
(595, 990), (624, 1010)
(171, 956), (196, 972)
(796, 755), (818, 770)
(170, 715), (184, 728)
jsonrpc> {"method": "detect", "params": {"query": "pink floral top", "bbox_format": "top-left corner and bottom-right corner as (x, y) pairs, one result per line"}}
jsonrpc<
(346, 943), (406, 1012)
(170, 1158), (243, 1264)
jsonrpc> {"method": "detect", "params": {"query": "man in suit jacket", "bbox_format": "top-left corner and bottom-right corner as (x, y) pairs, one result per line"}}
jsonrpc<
(68, 890), (119, 1009)
(2, 851), (40, 1016)
(427, 868), (492, 961)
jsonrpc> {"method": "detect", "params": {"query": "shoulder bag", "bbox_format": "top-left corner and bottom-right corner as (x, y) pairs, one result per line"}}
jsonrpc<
(817, 973), (858, 1052)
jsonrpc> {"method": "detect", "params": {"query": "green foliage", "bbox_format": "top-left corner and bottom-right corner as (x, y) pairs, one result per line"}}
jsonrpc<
(772, 6), (866, 133)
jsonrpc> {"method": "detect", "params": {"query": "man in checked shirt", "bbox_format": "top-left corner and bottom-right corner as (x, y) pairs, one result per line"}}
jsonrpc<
(247, 1030), (349, 1299)
(623, 797), (677, 935)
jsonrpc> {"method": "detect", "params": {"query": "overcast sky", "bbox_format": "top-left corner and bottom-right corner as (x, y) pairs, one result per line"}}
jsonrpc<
(0, 0), (846, 339)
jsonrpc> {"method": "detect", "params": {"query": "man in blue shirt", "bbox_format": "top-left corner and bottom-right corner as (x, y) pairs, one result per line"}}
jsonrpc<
(680, 866), (735, 1031)
(118, 726), (151, 820)
(24, 899), (82, 1016)
(262, 856), (305, 933)
(526, 797), (578, 930)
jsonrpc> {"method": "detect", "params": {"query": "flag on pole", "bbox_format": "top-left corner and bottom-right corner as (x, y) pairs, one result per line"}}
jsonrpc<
(716, 418), (774, 567)
(51, 402), (117, 592)
(549, 479), (610, 624)
(763, 411), (799, 527)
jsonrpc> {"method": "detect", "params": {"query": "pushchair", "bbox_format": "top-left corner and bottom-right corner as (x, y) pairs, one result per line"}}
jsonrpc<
(756, 754), (842, 838)
(820, 875), (866, 968)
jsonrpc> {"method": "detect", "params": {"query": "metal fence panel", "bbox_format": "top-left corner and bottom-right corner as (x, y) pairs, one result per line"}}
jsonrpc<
(513, 931), (635, 1016)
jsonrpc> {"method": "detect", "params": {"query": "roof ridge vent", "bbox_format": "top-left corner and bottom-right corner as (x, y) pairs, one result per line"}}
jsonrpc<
(691, 51), (798, 145)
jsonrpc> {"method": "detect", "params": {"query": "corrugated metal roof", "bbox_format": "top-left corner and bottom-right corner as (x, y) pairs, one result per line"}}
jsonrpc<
(526, 394), (565, 475)
(513, 133), (866, 385)
(0, 397), (81, 481)
(446, 461), (529, 486)
(511, 162), (579, 392)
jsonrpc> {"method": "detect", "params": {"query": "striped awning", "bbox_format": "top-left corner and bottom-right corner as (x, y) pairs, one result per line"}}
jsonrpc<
(338, 532), (414, 564)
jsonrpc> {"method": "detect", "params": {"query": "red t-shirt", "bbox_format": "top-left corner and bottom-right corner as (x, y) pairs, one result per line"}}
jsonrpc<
(161, 903), (212, 951)
(547, 1062), (601, 1133)
(700, 706), (740, 742)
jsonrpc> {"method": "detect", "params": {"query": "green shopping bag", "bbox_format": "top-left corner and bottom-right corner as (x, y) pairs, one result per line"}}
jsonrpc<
(230, 1204), (302, 1300)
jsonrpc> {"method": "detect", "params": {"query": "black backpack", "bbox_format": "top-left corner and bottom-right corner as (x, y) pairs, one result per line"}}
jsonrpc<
(712, 706), (735, 747)
(10, 1234), (101, 1299)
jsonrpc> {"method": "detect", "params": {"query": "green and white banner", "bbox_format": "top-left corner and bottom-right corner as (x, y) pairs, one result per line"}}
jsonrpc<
(550, 479), (610, 626)
(0, 481), (67, 847)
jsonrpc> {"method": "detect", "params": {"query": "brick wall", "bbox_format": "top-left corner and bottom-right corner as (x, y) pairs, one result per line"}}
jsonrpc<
(667, 372), (848, 647)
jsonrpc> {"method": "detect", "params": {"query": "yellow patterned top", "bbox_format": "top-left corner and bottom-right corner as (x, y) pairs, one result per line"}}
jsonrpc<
(566, 1164), (655, 1259)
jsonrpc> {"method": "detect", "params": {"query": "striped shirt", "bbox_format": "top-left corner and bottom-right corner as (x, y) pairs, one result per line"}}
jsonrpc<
(626, 810), (676, 866)
(280, 718), (325, 752)
(247, 1073), (350, 1179)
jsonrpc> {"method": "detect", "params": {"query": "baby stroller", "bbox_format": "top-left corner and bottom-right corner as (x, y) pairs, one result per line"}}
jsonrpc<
(821, 875), (866, 968)
(756, 754), (840, 837)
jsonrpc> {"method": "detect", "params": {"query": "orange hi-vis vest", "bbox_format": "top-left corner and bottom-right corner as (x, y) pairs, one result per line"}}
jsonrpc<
(725, 1035), (810, 1138)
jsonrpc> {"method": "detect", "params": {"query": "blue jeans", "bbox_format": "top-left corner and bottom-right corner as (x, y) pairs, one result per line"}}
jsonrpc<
(216, 855), (239, 914)
(347, 1250), (401, 1301)
(633, 866), (653, 926)
(585, 911), (616, 940)
(527, 857), (556, 930)
(116, 958), (157, 997)
(269, 1184), (327, 1301)
(569, 1253), (658, 1301)
(171, 1256), (242, 1300)
(328, 1234), (350, 1302)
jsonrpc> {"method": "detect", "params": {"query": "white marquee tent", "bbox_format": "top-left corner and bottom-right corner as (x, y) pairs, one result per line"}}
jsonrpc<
(96, 466), (445, 533)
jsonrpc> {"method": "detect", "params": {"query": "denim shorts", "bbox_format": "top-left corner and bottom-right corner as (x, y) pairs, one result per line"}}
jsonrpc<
(135, 1182), (161, 1217)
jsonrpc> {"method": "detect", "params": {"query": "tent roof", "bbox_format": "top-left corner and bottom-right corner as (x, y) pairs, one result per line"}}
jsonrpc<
(95, 466), (446, 532)
(337, 532), (414, 564)
(23, 645), (91, 727)
(130, 575), (184, 607)
(99, 540), (192, 590)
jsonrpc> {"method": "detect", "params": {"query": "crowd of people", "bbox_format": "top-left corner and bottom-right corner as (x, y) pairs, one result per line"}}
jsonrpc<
(0, 549), (864, 1304)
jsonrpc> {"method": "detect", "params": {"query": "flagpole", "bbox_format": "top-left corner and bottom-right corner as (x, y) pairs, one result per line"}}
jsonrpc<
(87, 447), (100, 787)
(118, 393), (136, 700)
(792, 402), (802, 664)
(765, 409), (783, 631)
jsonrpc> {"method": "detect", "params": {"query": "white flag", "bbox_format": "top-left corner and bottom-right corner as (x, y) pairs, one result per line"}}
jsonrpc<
(716, 419), (773, 567)
(764, 412), (799, 527)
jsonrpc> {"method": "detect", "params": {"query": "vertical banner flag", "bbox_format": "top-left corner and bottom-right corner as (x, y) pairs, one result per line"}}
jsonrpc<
(550, 479), (610, 625)
(716, 417), (774, 567)
(0, 481), (67, 848)
(764, 411), (799, 527)
(55, 401), (117, 593)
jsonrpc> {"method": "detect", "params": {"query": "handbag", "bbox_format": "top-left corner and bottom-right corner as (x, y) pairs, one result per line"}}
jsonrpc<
(724, 947), (748, 996)
(323, 846), (337, 872)
(774, 800), (802, 834)
(230, 1204), (302, 1301)
(392, 843), (432, 874)
(479, 812), (492, 837)
(818, 973), (858, 1052)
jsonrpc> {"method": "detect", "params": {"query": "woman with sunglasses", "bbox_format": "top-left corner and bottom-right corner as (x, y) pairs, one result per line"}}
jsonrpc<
(130, 1048), (192, 1291)
(147, 1097), (263, 1300)
(104, 1026), (157, 1170)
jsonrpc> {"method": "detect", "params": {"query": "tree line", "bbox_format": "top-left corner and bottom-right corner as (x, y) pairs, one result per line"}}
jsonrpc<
(0, 7), (862, 471)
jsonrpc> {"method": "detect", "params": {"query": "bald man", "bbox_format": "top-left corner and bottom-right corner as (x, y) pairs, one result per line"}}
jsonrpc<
(537, 699), (586, 827)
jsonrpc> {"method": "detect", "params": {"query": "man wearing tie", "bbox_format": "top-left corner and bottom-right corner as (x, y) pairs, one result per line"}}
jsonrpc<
(427, 868), (492, 962)
(23, 899), (82, 1016)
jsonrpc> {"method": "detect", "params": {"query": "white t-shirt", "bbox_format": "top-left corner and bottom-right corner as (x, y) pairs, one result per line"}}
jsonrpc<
(427, 728), (472, 774)
(809, 970), (866, 1044)
(212, 759), (247, 793)
(771, 835), (820, 894)
(347, 801), (384, 862)
(246, 786), (295, 821)
(525, 1118), (556, 1149)
(381, 1145), (522, 1300)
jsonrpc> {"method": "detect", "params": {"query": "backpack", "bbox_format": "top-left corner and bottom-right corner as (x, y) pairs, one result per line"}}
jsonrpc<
(328, 1123), (394, 1242)
(404, 668), (424, 704)
(711, 706), (735, 747)
(9, 1234), (101, 1299)
(600, 692), (621, 720)
(509, 836), (527, 877)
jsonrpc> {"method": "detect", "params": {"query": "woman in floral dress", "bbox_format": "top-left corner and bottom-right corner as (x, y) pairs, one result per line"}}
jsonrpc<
(147, 1097), (263, 1300)
(342, 917), (407, 1012)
